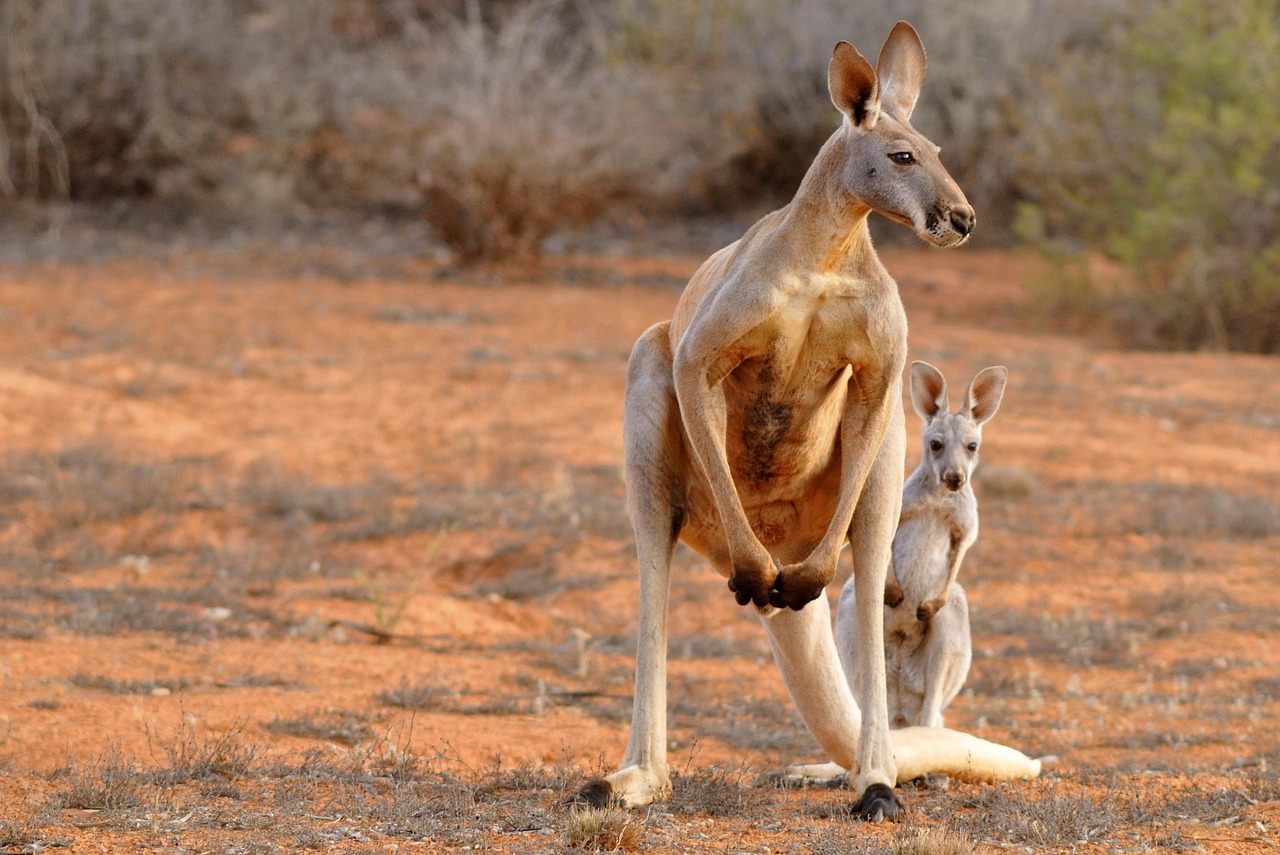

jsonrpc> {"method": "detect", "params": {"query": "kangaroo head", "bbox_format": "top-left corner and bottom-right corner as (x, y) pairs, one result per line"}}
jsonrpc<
(910, 362), (1007, 491)
(827, 23), (974, 247)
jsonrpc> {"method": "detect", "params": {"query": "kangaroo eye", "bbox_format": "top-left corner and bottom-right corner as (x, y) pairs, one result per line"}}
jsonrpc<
(929, 439), (943, 452)
(967, 442), (978, 452)
(890, 151), (915, 165)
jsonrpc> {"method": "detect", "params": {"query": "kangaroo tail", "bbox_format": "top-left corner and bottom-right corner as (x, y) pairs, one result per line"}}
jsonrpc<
(889, 726), (1041, 783)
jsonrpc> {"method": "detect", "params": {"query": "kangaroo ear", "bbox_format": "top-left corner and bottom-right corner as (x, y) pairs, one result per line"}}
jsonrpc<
(964, 366), (1008, 425)
(910, 361), (948, 422)
(876, 21), (926, 121)
(829, 40), (880, 129)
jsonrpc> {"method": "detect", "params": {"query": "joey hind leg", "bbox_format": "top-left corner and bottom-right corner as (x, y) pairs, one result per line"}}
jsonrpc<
(574, 323), (685, 808)
(918, 592), (973, 729)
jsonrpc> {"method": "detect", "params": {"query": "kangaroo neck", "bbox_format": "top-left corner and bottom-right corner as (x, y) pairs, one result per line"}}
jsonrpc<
(776, 129), (878, 274)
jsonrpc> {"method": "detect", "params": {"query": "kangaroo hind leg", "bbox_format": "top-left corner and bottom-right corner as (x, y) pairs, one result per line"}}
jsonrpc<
(844, 382), (906, 819)
(575, 323), (685, 808)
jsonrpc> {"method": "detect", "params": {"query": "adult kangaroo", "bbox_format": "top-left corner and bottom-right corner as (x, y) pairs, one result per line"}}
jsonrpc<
(576, 22), (1039, 821)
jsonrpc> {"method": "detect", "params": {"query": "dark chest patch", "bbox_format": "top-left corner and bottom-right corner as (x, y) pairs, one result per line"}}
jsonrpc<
(740, 363), (793, 487)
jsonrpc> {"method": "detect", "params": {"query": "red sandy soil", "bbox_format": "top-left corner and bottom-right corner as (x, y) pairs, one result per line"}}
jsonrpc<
(0, 246), (1276, 853)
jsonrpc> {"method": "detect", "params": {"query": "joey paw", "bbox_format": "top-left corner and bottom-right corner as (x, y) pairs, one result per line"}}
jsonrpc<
(884, 582), (904, 608)
(916, 599), (942, 622)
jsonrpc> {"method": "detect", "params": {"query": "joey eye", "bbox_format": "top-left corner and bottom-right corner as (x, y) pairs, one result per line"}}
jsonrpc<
(929, 439), (943, 452)
(890, 151), (915, 165)
(967, 442), (978, 452)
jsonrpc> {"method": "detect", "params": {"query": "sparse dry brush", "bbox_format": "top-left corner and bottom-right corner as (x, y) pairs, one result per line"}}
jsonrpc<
(1014, 0), (1280, 352)
(5, 0), (1279, 348)
(0, 1), (1053, 253)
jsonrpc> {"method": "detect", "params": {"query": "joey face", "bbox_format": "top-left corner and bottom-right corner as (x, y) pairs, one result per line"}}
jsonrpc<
(922, 414), (983, 491)
(909, 361), (1007, 491)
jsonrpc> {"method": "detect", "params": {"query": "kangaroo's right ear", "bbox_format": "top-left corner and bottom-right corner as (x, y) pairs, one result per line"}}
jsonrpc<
(876, 21), (926, 121)
(910, 361), (948, 422)
(829, 41), (880, 130)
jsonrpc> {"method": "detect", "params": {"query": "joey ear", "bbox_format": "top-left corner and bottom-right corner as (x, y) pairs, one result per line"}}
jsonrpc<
(876, 21), (926, 121)
(829, 40), (880, 129)
(964, 366), (1008, 425)
(909, 361), (948, 421)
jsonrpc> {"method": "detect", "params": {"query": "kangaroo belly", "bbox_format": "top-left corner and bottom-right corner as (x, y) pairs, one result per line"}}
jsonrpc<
(723, 360), (848, 497)
(675, 352), (857, 570)
(679, 467), (840, 569)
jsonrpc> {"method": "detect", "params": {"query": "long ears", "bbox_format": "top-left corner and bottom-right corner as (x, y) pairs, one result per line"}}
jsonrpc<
(876, 21), (926, 121)
(910, 361), (948, 422)
(829, 40), (880, 129)
(963, 366), (1008, 425)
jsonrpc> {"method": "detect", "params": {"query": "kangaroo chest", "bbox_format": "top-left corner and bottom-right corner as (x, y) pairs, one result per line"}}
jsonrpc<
(729, 288), (891, 476)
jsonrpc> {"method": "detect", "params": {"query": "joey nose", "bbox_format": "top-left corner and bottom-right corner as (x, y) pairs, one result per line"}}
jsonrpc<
(943, 471), (965, 491)
(949, 206), (975, 238)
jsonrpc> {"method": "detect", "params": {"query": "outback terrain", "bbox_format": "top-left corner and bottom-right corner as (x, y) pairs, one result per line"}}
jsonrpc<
(0, 241), (1277, 853)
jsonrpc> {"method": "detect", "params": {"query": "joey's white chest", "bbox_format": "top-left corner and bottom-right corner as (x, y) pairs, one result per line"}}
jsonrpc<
(892, 486), (976, 593)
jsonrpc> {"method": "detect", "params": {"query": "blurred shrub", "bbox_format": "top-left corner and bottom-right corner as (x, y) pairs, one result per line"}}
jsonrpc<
(1014, 0), (1280, 353)
(607, 0), (1044, 221)
(2, 0), (1190, 268)
(0, 0), (708, 257)
(0, 1), (346, 212)
(391, 2), (700, 261)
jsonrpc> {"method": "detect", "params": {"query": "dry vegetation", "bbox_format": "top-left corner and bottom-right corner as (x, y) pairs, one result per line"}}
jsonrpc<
(4, 0), (1277, 350)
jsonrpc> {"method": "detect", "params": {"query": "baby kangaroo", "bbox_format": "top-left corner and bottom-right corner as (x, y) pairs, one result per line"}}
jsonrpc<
(838, 361), (1007, 730)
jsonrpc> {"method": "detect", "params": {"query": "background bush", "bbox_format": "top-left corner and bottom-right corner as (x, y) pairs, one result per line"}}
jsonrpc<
(2, 0), (1278, 352)
(1013, 0), (1280, 353)
(0, 0), (1050, 237)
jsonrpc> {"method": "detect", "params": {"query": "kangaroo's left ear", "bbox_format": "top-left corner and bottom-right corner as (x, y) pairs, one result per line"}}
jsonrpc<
(964, 366), (1008, 425)
(829, 40), (880, 130)
(876, 21), (926, 121)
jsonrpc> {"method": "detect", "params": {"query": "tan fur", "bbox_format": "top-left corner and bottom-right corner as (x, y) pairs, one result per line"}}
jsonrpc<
(577, 23), (1037, 819)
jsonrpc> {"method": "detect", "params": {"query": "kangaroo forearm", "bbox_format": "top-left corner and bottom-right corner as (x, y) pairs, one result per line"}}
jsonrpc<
(819, 380), (896, 557)
(674, 375), (762, 556)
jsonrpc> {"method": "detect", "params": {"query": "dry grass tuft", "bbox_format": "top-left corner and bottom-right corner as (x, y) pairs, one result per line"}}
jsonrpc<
(52, 743), (145, 811)
(147, 717), (260, 785)
(563, 803), (644, 852)
(890, 825), (975, 855)
(957, 780), (1118, 847)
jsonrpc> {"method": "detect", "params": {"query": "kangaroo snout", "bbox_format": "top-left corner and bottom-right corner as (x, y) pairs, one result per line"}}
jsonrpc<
(948, 206), (975, 238)
(943, 470), (966, 491)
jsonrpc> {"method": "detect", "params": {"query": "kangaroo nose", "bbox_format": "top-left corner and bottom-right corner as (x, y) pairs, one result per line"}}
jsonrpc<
(943, 471), (965, 491)
(949, 206), (975, 238)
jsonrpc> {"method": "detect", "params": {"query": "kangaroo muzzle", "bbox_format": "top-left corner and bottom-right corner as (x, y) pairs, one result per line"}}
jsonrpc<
(948, 205), (975, 238)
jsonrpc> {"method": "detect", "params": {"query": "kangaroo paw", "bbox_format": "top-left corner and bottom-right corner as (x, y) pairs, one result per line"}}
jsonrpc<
(568, 779), (616, 809)
(851, 783), (903, 822)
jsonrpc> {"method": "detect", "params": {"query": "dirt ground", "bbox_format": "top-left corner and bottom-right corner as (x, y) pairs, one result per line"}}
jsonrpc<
(0, 241), (1277, 853)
